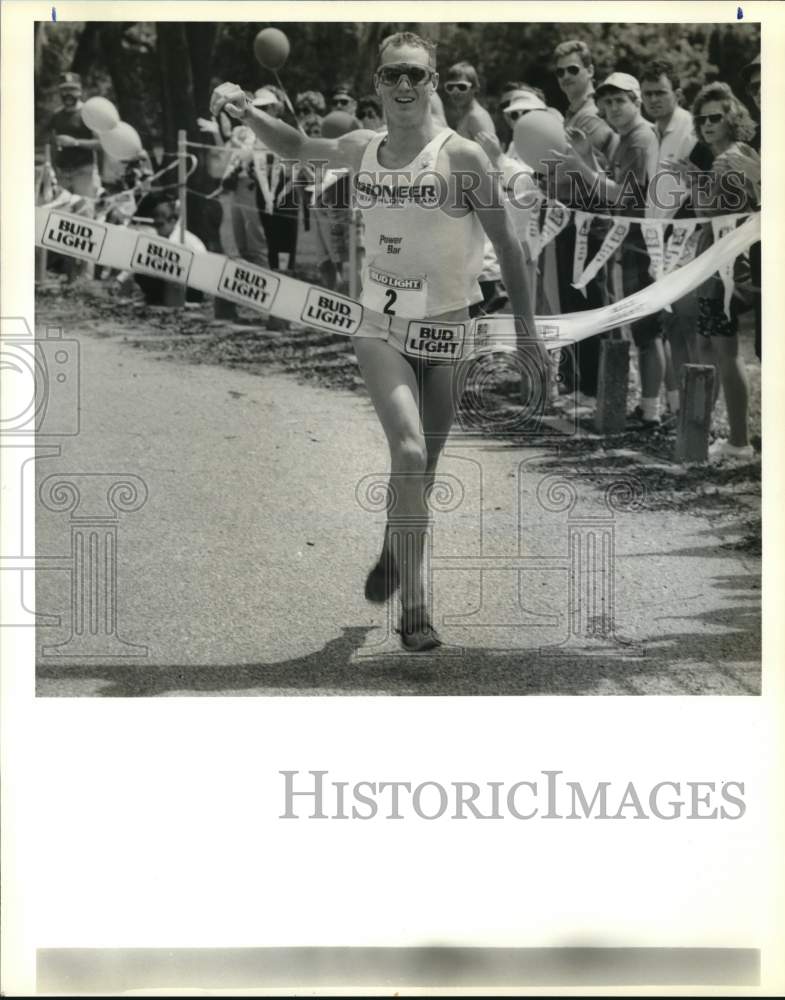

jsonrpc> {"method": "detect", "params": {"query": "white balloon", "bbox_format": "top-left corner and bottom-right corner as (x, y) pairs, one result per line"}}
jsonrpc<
(513, 110), (568, 174)
(100, 122), (143, 160)
(80, 96), (120, 133)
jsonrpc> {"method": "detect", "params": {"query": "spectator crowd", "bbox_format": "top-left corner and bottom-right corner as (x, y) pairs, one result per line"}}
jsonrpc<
(36, 38), (761, 460)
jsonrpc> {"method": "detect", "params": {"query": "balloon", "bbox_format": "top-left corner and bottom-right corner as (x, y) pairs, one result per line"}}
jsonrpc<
(253, 27), (290, 70)
(513, 110), (568, 174)
(320, 111), (359, 138)
(80, 96), (120, 133)
(99, 122), (143, 160)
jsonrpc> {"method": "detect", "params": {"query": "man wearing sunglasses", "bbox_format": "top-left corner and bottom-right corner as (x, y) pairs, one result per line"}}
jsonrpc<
(210, 32), (545, 652)
(553, 40), (617, 167)
(330, 84), (357, 117)
(442, 61), (497, 143)
(549, 40), (617, 415)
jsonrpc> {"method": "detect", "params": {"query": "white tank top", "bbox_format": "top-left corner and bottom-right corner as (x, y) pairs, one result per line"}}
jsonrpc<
(354, 128), (484, 318)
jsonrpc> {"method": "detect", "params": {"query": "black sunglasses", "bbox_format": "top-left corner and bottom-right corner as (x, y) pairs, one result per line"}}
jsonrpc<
(555, 65), (582, 79)
(332, 96), (353, 107)
(445, 81), (472, 93)
(376, 64), (434, 87)
(504, 109), (530, 121)
(695, 112), (724, 125)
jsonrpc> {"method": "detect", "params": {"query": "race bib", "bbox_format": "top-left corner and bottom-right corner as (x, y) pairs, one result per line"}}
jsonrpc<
(362, 262), (428, 318)
(404, 321), (466, 361)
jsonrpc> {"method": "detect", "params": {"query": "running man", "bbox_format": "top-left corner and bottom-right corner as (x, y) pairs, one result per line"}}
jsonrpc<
(211, 31), (547, 651)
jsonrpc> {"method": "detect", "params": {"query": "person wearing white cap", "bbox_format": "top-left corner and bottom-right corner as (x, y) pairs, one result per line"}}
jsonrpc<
(558, 70), (664, 427)
(470, 92), (545, 316)
(474, 88), (550, 226)
(249, 86), (300, 280)
(219, 89), (275, 270)
(46, 72), (101, 200)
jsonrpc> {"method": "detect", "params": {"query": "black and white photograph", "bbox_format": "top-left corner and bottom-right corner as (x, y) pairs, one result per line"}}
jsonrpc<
(25, 12), (763, 695)
(2, 1), (784, 995)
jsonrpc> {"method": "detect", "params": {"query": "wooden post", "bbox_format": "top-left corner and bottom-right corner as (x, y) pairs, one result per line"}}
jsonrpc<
(348, 208), (358, 299)
(594, 338), (630, 435)
(177, 129), (187, 245)
(170, 129), (188, 308)
(675, 364), (715, 463)
(35, 144), (51, 282)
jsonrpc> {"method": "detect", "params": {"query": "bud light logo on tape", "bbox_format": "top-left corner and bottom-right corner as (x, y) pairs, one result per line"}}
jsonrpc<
(132, 236), (194, 283)
(42, 212), (107, 261)
(405, 322), (465, 360)
(470, 316), (516, 354)
(218, 260), (280, 308)
(301, 288), (362, 334)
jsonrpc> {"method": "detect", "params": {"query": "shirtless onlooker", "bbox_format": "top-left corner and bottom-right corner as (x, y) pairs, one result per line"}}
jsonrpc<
(443, 61), (497, 142)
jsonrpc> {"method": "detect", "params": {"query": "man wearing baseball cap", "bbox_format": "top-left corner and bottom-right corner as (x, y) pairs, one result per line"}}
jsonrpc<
(45, 72), (101, 200)
(597, 71), (664, 427)
(560, 70), (664, 426)
(330, 84), (357, 116)
(43, 71), (101, 280)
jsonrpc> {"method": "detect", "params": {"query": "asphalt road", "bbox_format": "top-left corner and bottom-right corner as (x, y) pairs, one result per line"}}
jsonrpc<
(34, 330), (761, 696)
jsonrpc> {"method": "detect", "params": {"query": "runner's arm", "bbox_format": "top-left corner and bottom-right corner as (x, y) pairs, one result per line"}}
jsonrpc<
(455, 145), (538, 340)
(210, 83), (373, 171)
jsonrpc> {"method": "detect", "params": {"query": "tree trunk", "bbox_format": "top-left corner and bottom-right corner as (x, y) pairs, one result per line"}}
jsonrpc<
(99, 23), (161, 146)
(185, 22), (218, 118)
(71, 21), (101, 78)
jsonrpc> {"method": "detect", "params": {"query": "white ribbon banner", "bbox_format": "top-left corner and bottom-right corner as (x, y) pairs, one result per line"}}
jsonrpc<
(35, 206), (760, 352)
(573, 219), (630, 290)
(571, 211), (594, 300)
(642, 221), (666, 283)
(663, 220), (698, 275)
(523, 207), (541, 261)
(537, 203), (571, 254)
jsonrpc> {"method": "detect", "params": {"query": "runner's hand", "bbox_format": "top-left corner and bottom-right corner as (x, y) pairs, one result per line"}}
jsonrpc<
(210, 83), (249, 121)
(56, 134), (79, 147)
(516, 321), (552, 408)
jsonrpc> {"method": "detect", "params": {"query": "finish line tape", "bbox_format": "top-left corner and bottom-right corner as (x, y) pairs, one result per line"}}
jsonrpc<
(36, 206), (760, 354)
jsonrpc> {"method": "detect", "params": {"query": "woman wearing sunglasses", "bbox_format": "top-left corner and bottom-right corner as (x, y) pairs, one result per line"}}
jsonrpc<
(211, 32), (546, 651)
(663, 81), (760, 461)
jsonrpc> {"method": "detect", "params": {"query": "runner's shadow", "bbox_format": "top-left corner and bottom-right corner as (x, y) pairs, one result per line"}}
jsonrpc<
(36, 609), (760, 697)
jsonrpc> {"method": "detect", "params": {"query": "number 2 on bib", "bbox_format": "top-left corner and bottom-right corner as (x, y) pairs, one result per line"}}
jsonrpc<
(362, 263), (428, 318)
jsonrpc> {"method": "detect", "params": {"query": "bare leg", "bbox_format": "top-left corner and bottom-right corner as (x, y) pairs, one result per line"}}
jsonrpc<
(354, 338), (430, 613)
(665, 295), (699, 407)
(637, 337), (666, 401)
(712, 334), (749, 447)
(421, 362), (460, 497)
